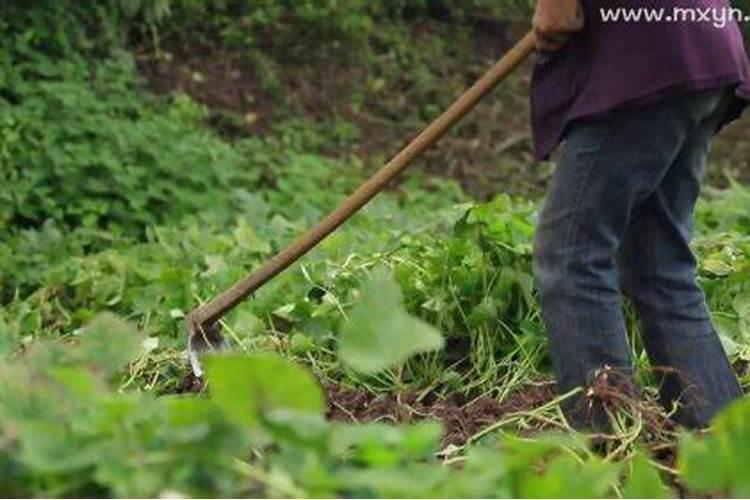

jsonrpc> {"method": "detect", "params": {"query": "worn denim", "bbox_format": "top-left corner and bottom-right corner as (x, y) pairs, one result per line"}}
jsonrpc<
(534, 88), (743, 429)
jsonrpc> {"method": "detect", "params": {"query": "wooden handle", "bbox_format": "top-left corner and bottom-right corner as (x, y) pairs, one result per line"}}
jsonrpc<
(188, 31), (535, 331)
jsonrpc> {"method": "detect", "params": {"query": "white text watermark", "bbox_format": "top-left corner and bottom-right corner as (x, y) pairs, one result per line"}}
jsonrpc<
(600, 7), (750, 28)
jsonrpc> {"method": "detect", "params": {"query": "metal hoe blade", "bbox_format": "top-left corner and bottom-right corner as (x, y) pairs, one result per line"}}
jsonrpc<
(186, 316), (227, 377)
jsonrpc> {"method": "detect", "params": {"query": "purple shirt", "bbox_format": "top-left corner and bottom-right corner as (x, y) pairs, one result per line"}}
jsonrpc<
(531, 0), (750, 160)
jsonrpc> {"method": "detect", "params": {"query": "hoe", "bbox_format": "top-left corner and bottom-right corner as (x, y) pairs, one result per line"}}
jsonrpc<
(187, 31), (536, 376)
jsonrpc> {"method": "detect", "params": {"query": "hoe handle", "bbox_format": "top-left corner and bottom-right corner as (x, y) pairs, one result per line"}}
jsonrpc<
(189, 31), (535, 331)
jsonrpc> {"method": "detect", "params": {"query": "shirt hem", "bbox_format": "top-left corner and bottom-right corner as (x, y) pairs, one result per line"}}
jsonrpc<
(534, 73), (750, 161)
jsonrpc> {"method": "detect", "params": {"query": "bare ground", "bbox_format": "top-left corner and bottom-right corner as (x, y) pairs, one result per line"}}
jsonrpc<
(326, 381), (556, 446)
(135, 25), (750, 200)
(177, 371), (556, 446)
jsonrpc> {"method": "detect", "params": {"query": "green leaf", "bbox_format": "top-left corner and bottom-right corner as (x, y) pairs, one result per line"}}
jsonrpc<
(331, 421), (443, 466)
(0, 315), (15, 358)
(48, 366), (103, 400)
(701, 257), (733, 276)
(229, 310), (264, 339)
(205, 354), (324, 430)
(19, 420), (99, 473)
(233, 217), (271, 254)
(203, 254), (229, 277)
(338, 270), (444, 374)
(290, 332), (316, 354)
(679, 397), (750, 497)
(77, 313), (144, 376)
(337, 465), (448, 498)
(621, 452), (672, 499)
(498, 434), (619, 498)
(263, 411), (331, 451)
(502, 434), (588, 471)
(519, 454), (619, 499)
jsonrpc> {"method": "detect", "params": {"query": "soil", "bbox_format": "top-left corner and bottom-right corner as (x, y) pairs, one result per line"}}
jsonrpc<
(711, 118), (750, 187)
(177, 371), (206, 394)
(135, 22), (546, 199)
(136, 26), (750, 200)
(175, 369), (555, 446)
(326, 381), (556, 446)
(136, 42), (276, 136)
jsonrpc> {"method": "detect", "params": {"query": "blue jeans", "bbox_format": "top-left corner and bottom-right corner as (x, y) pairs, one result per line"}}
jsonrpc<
(534, 88), (743, 429)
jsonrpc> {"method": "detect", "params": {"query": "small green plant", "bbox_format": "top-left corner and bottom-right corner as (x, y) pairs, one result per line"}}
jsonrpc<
(679, 397), (750, 497)
(0, 310), (680, 498)
(0, 314), (249, 497)
(338, 269), (445, 374)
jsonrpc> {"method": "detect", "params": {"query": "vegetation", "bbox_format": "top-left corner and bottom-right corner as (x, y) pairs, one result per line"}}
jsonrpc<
(1, 0), (750, 497)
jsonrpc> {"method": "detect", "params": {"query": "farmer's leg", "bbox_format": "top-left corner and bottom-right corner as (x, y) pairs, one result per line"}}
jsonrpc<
(618, 92), (743, 428)
(533, 89), (728, 429)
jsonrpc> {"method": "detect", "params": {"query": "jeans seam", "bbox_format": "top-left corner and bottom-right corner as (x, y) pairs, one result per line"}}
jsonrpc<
(554, 123), (614, 382)
(560, 125), (614, 289)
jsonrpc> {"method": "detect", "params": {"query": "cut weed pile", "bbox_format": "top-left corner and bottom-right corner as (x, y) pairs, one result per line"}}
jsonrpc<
(326, 382), (556, 446)
(178, 373), (557, 447)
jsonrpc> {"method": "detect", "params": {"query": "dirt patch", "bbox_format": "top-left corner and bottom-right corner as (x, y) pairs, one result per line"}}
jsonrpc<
(326, 381), (556, 446)
(135, 38), (368, 138)
(176, 371), (206, 394)
(711, 118), (750, 186)
(134, 22), (545, 198)
(136, 42), (276, 136)
(174, 370), (556, 445)
(134, 25), (750, 202)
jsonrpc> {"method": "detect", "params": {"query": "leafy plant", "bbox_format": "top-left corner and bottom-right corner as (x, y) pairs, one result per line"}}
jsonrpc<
(0, 52), (257, 237)
(206, 353), (325, 430)
(679, 397), (750, 497)
(338, 269), (445, 374)
(0, 314), (249, 497)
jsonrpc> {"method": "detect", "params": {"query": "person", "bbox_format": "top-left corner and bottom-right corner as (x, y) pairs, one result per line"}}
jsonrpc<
(530, 0), (750, 429)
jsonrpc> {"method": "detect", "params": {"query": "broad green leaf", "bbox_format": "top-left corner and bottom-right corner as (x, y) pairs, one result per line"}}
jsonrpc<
(205, 354), (324, 429)
(229, 310), (264, 339)
(19, 420), (100, 473)
(733, 295), (750, 342)
(163, 396), (247, 445)
(263, 411), (331, 451)
(233, 217), (271, 254)
(290, 332), (316, 354)
(701, 257), (733, 276)
(0, 315), (15, 358)
(331, 421), (443, 466)
(499, 434), (618, 498)
(203, 255), (229, 277)
(48, 366), (103, 399)
(733, 295), (750, 322)
(337, 465), (448, 498)
(0, 363), (58, 421)
(679, 397), (750, 497)
(338, 270), (444, 374)
(621, 452), (671, 499)
(519, 454), (619, 499)
(502, 433), (589, 471)
(77, 313), (144, 376)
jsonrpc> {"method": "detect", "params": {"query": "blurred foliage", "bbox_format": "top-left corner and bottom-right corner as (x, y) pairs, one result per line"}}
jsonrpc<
(159, 0), (532, 54)
(0, 53), (258, 237)
(0, 312), (670, 498)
